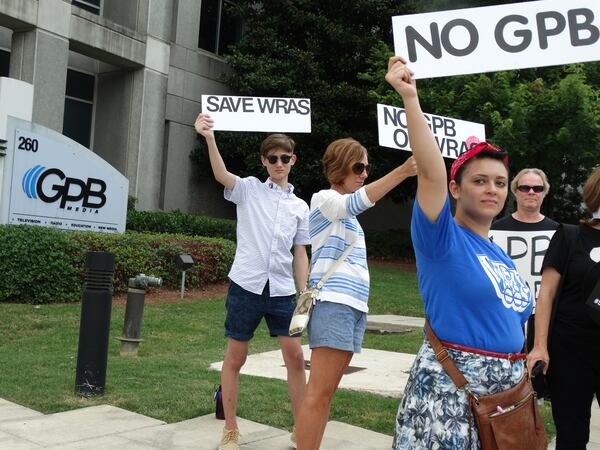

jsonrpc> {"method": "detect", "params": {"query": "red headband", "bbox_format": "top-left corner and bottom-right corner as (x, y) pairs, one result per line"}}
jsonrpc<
(450, 142), (508, 181)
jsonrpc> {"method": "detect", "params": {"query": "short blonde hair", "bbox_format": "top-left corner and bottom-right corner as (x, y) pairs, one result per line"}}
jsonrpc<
(582, 166), (600, 225)
(322, 138), (368, 186)
(510, 168), (550, 195)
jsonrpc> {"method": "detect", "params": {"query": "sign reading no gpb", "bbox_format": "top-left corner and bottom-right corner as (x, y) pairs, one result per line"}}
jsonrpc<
(392, 0), (600, 79)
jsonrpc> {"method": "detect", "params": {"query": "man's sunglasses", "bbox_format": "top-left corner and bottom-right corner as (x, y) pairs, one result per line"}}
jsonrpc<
(266, 154), (292, 164)
(517, 185), (544, 193)
(352, 162), (371, 175)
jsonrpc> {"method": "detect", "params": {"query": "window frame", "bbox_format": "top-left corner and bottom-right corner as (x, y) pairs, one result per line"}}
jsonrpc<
(72, 0), (101, 15)
(63, 67), (97, 150)
(198, 0), (240, 56)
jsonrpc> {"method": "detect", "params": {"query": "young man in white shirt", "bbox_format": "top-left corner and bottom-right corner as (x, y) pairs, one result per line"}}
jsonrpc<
(195, 114), (309, 450)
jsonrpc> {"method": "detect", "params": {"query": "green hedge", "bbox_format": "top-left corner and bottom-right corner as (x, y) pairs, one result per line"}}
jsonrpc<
(127, 210), (237, 242)
(126, 210), (415, 259)
(0, 225), (85, 305)
(0, 225), (235, 304)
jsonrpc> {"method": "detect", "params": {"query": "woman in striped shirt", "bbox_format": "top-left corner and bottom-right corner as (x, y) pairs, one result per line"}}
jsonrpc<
(295, 138), (417, 450)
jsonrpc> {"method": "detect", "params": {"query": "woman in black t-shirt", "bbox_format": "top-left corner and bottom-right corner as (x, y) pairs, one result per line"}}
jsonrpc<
(527, 166), (600, 450)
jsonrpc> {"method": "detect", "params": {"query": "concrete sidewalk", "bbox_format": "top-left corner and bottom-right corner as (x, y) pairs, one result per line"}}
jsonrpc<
(0, 399), (391, 449)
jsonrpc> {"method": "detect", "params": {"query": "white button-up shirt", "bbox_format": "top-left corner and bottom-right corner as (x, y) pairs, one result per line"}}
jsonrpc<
(225, 176), (310, 296)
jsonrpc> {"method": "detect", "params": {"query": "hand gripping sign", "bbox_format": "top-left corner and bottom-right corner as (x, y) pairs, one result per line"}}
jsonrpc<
(201, 95), (311, 133)
(392, 0), (600, 79)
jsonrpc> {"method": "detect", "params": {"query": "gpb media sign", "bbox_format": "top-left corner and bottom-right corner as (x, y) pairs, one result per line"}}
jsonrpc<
(1, 119), (128, 233)
(392, 0), (600, 79)
(22, 165), (107, 210)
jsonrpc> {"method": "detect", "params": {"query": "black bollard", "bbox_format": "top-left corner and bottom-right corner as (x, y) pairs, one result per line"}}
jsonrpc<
(117, 274), (162, 356)
(74, 251), (115, 397)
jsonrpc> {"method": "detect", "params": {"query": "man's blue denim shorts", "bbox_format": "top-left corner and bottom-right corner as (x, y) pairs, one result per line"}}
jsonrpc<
(224, 281), (297, 341)
(307, 300), (367, 353)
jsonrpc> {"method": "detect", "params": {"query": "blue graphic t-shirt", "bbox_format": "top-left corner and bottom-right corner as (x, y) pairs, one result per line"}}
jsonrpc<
(412, 196), (533, 353)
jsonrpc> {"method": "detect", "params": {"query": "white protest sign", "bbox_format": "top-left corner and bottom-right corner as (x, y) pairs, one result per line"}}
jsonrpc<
(489, 229), (557, 301)
(201, 95), (311, 133)
(392, 0), (600, 79)
(377, 103), (485, 159)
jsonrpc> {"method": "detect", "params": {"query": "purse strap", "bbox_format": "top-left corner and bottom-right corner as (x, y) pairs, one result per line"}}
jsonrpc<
(425, 318), (470, 391)
(315, 240), (356, 290)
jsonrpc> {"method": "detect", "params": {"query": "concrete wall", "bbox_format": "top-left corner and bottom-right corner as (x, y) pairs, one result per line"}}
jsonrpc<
(93, 69), (133, 174)
(10, 29), (69, 131)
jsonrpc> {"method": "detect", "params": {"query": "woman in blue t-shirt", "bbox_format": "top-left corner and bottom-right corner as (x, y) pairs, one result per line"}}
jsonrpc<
(386, 57), (533, 449)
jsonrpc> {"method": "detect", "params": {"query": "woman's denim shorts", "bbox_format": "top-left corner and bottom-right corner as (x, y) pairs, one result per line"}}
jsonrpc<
(308, 300), (366, 353)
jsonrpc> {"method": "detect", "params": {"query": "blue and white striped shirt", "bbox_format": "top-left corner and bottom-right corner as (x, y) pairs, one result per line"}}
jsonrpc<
(309, 187), (374, 312)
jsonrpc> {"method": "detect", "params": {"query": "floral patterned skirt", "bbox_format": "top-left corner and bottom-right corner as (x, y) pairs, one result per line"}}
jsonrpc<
(393, 340), (525, 450)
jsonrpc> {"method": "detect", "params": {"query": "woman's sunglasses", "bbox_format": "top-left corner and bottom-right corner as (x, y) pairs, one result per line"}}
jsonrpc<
(266, 154), (292, 164)
(352, 162), (371, 175)
(517, 185), (544, 193)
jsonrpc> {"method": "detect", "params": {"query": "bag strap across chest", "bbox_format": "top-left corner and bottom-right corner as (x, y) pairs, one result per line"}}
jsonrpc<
(425, 318), (470, 390)
(314, 240), (355, 290)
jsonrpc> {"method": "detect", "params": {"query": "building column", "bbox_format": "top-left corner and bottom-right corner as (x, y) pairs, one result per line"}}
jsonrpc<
(127, 67), (168, 211)
(9, 28), (69, 132)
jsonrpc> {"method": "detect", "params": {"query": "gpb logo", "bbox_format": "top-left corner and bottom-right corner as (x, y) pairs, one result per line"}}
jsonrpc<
(22, 165), (107, 209)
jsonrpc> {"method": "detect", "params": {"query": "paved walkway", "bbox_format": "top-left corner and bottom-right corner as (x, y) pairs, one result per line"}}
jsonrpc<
(0, 399), (391, 449)
(1, 315), (598, 449)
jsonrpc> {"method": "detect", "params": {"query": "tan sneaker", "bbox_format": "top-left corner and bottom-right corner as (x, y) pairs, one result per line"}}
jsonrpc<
(290, 426), (297, 448)
(219, 428), (240, 450)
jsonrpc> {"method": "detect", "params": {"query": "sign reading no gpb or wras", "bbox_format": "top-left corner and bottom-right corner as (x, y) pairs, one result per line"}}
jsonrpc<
(377, 104), (485, 159)
(392, 0), (600, 79)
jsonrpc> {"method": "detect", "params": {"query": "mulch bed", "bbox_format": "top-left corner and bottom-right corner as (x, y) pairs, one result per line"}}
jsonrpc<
(112, 259), (416, 305)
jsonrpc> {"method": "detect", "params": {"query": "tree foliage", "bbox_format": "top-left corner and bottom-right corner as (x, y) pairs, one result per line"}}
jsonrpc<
(191, 0), (419, 202)
(192, 0), (600, 221)
(361, 43), (600, 222)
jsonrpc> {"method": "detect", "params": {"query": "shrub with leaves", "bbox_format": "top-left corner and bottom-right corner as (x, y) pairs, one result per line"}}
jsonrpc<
(0, 226), (235, 304)
(127, 210), (236, 242)
(0, 225), (85, 304)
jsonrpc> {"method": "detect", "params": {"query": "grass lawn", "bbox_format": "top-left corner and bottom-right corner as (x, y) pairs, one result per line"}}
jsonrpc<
(0, 264), (555, 438)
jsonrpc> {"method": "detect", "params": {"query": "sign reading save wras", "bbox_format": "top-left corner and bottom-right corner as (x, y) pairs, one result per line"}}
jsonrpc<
(201, 95), (311, 133)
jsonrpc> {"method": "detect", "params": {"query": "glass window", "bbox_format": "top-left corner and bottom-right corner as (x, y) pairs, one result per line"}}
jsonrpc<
(63, 69), (95, 148)
(0, 49), (9, 77)
(65, 70), (95, 101)
(198, 0), (241, 55)
(72, 0), (100, 15)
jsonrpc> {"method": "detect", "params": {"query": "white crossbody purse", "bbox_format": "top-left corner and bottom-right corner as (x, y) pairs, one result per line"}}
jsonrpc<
(288, 241), (356, 335)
